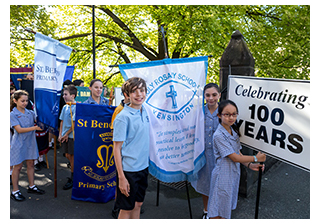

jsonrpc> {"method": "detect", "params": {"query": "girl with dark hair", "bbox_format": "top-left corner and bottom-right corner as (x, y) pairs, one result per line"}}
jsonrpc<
(10, 90), (45, 201)
(83, 79), (109, 105)
(191, 83), (220, 219)
(207, 100), (266, 219)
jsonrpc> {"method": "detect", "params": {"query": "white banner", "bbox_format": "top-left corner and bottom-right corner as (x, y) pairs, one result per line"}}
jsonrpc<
(34, 33), (72, 91)
(119, 57), (207, 182)
(228, 75), (310, 171)
(34, 32), (72, 131)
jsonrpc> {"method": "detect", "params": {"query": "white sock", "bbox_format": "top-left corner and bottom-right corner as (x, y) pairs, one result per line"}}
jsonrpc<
(29, 185), (36, 189)
(12, 190), (20, 194)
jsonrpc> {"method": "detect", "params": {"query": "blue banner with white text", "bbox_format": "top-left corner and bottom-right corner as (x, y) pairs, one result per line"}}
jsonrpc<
(72, 103), (117, 203)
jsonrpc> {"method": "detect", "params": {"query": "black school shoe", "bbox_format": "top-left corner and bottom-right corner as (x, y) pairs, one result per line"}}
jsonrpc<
(27, 185), (45, 194)
(11, 191), (26, 202)
(63, 178), (73, 190)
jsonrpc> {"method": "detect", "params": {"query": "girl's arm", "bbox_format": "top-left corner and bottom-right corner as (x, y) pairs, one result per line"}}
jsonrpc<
(113, 141), (130, 197)
(227, 151), (266, 163)
(13, 124), (42, 134)
(246, 162), (265, 171)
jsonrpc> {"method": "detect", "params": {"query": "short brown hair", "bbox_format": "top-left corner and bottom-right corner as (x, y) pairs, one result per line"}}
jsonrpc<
(64, 85), (78, 98)
(121, 80), (129, 97)
(126, 77), (147, 94)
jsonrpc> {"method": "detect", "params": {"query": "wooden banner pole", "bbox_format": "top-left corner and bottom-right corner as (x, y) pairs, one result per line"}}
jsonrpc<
(54, 135), (57, 198)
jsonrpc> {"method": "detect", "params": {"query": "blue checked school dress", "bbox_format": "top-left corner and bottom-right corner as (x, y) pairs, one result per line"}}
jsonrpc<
(10, 108), (39, 166)
(207, 124), (242, 219)
(191, 104), (219, 196)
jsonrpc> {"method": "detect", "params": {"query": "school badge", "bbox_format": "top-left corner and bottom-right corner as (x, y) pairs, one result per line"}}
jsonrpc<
(146, 79), (198, 121)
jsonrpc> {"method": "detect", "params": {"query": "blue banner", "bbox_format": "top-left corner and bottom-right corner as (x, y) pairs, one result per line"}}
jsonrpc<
(64, 65), (75, 82)
(34, 32), (72, 131)
(119, 57), (207, 182)
(72, 103), (117, 203)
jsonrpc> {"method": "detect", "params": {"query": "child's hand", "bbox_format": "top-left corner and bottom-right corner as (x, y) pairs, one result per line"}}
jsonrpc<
(34, 125), (42, 131)
(249, 163), (265, 172)
(256, 151), (266, 162)
(60, 135), (69, 143)
(119, 176), (130, 197)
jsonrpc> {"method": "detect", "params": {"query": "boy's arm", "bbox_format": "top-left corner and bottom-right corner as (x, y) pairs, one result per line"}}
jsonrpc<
(60, 121), (75, 143)
(113, 141), (130, 197)
(63, 121), (75, 137)
(58, 120), (63, 142)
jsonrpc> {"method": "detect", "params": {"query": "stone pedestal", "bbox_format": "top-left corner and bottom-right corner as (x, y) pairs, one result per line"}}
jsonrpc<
(219, 30), (255, 101)
(219, 30), (277, 197)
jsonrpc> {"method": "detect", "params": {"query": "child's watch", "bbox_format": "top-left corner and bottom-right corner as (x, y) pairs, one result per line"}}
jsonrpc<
(253, 155), (258, 162)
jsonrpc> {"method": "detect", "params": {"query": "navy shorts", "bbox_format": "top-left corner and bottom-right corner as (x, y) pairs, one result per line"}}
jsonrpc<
(115, 168), (148, 210)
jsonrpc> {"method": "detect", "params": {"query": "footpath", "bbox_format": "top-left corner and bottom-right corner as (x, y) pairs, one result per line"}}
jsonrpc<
(9, 145), (310, 219)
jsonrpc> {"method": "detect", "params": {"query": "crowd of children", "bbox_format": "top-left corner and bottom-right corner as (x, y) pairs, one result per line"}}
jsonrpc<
(10, 76), (266, 219)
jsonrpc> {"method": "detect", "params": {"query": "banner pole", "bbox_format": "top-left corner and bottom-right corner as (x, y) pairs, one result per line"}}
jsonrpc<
(92, 5), (96, 79)
(24, 28), (76, 52)
(54, 135), (57, 198)
(160, 25), (169, 59)
(254, 162), (263, 219)
(156, 180), (160, 206)
(185, 181), (192, 219)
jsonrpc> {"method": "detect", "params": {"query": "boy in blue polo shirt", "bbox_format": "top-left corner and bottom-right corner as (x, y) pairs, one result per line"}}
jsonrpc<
(113, 77), (149, 219)
(59, 85), (77, 190)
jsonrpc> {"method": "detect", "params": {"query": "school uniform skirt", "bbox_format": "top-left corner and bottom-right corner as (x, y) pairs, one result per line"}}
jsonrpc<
(10, 130), (39, 166)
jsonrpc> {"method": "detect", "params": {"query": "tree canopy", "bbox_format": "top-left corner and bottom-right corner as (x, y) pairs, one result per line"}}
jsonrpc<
(10, 5), (310, 87)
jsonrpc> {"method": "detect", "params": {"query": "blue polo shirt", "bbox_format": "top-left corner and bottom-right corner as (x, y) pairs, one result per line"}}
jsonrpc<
(59, 104), (76, 139)
(113, 104), (150, 172)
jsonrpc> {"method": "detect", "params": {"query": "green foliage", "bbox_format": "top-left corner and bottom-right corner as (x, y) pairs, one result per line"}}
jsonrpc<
(10, 5), (310, 89)
(10, 5), (57, 67)
(242, 5), (310, 79)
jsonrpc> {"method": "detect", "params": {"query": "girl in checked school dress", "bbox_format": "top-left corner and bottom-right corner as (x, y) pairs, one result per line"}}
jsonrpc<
(207, 100), (266, 219)
(191, 83), (220, 219)
(10, 90), (45, 201)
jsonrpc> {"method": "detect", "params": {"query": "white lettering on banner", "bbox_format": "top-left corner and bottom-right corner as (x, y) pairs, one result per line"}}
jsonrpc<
(228, 75), (310, 171)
